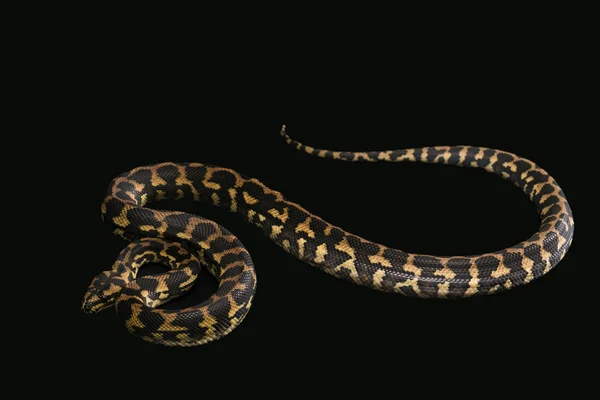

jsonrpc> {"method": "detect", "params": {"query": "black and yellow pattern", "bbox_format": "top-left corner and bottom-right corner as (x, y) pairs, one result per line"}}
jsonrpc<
(83, 125), (575, 346)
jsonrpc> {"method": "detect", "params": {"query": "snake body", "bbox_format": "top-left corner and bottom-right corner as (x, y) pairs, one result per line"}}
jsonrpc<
(83, 126), (575, 346)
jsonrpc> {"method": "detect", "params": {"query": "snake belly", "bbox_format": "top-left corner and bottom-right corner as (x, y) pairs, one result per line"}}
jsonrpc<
(82, 126), (575, 346)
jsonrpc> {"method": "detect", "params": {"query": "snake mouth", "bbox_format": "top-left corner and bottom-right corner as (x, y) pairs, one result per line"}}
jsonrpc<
(82, 292), (108, 314)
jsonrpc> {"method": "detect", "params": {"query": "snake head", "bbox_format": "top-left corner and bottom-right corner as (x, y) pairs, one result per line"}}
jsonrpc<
(82, 271), (125, 313)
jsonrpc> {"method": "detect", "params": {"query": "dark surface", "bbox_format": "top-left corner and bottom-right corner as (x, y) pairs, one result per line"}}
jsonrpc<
(60, 44), (587, 386)
(72, 116), (580, 351)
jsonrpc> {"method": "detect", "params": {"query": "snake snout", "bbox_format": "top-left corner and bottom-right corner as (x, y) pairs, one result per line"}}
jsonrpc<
(82, 272), (117, 314)
(82, 289), (106, 314)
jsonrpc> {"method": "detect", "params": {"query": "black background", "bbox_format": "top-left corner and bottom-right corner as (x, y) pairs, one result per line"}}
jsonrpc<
(60, 27), (587, 388)
(73, 109), (581, 358)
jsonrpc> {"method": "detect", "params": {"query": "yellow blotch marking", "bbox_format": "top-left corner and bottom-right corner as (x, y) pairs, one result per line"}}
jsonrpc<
(353, 152), (370, 161)
(247, 178), (284, 201)
(134, 249), (161, 261)
(332, 151), (342, 160)
(248, 209), (257, 222)
(488, 284), (502, 294)
(368, 248), (392, 268)
(502, 161), (517, 172)
(176, 189), (184, 200)
(504, 279), (513, 289)
(202, 170), (221, 190)
(140, 193), (148, 206)
(377, 151), (392, 161)
(334, 238), (360, 282)
(137, 220), (167, 235)
(159, 247), (177, 261)
(314, 243), (328, 263)
(197, 250), (208, 265)
(228, 296), (247, 318)
(324, 226), (333, 236)
(228, 188), (238, 212)
(124, 303), (145, 330)
(372, 269), (385, 289)
(121, 178), (145, 194)
(539, 191), (557, 204)
(394, 279), (421, 296)
(175, 170), (200, 201)
(198, 313), (218, 333)
(442, 151), (451, 164)
(212, 248), (245, 263)
(220, 261), (245, 276)
(464, 263), (479, 296)
(540, 242), (553, 273)
(177, 232), (192, 240)
(556, 229), (568, 249)
(112, 206), (130, 228)
(86, 294), (100, 303)
(403, 256), (422, 277)
(157, 222), (168, 235)
(484, 153), (498, 173)
(524, 175), (535, 183)
(335, 261), (359, 282)
(421, 148), (428, 162)
(434, 265), (456, 280)
(176, 333), (191, 341)
(437, 282), (450, 298)
(335, 238), (356, 260)
(103, 283), (122, 297)
(270, 225), (283, 238)
(156, 190), (167, 201)
(432, 147), (450, 163)
(258, 214), (266, 222)
(179, 268), (196, 288)
(157, 315), (187, 332)
(153, 275), (170, 293)
(541, 204), (557, 216)
(305, 145), (315, 154)
(491, 260), (511, 278)
(529, 182), (547, 200)
(458, 147), (468, 166)
(474, 148), (484, 161)
(211, 193), (220, 206)
(282, 240), (290, 251)
(297, 238), (307, 258)
(398, 149), (415, 161)
(243, 191), (259, 204)
(151, 172), (166, 186)
(113, 228), (127, 239)
(268, 207), (289, 223)
(295, 217), (315, 238)
(318, 150), (327, 157)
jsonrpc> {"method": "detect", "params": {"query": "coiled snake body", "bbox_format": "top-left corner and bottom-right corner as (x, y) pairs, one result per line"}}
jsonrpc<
(83, 126), (575, 346)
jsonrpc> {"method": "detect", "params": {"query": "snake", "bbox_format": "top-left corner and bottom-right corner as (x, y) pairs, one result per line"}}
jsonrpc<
(82, 125), (575, 347)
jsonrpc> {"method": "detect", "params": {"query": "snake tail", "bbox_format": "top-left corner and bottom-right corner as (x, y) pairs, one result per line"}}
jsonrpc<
(82, 125), (574, 346)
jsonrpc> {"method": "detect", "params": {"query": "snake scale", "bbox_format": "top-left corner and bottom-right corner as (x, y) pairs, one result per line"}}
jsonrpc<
(83, 126), (575, 346)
